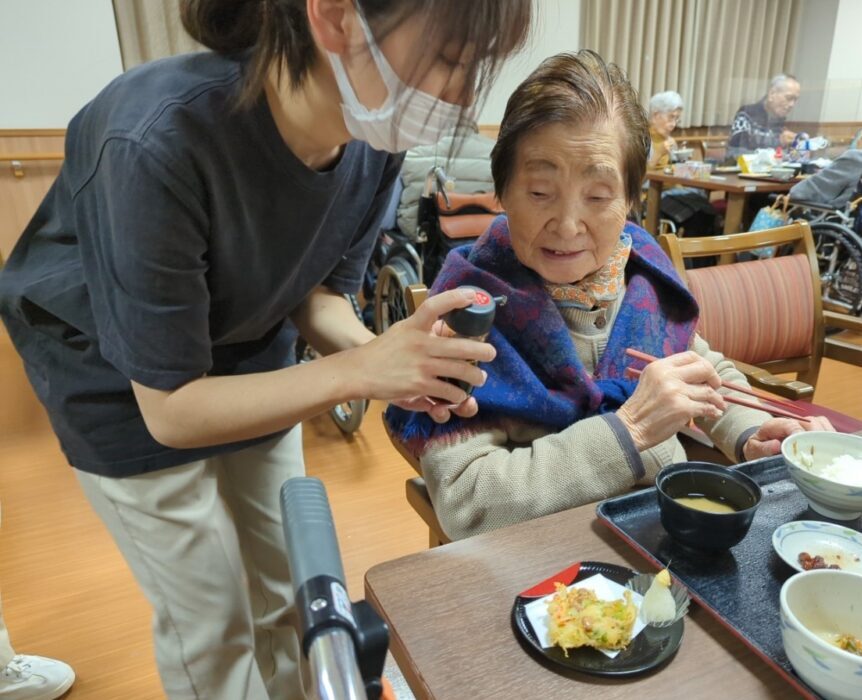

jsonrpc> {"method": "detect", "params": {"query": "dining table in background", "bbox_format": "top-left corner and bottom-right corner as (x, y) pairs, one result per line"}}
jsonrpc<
(366, 500), (805, 700)
(644, 171), (797, 238)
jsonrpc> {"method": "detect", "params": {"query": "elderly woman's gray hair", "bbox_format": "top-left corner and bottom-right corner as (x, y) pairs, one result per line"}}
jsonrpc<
(491, 50), (650, 208)
(648, 91), (684, 115)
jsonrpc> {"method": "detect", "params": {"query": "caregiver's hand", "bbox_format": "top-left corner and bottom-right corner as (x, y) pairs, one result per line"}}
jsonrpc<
(617, 351), (726, 451)
(345, 288), (496, 412)
(390, 394), (480, 424)
(742, 415), (835, 461)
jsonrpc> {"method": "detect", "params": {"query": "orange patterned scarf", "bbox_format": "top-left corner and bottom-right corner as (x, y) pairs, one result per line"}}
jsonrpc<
(545, 232), (633, 310)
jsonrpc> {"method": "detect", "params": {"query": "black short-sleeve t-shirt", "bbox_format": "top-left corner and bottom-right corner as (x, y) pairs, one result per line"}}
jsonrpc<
(0, 51), (402, 476)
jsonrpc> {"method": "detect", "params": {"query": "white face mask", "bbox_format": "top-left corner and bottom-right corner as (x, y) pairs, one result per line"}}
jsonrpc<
(328, 12), (464, 153)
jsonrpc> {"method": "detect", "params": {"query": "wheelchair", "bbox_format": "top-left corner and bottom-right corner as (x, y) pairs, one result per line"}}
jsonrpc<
(784, 196), (862, 316)
(371, 166), (502, 333)
(296, 294), (369, 434)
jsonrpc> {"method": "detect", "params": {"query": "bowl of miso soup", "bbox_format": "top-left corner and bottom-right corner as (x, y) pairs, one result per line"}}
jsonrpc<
(656, 462), (762, 552)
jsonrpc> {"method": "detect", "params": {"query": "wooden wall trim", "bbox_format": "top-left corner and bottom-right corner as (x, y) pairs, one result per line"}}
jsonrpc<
(480, 122), (862, 143)
(478, 124), (500, 141)
(0, 152), (65, 162)
(0, 129), (66, 137)
(2, 123), (858, 145)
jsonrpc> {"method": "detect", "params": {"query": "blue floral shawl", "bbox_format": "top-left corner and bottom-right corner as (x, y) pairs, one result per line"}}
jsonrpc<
(385, 216), (699, 456)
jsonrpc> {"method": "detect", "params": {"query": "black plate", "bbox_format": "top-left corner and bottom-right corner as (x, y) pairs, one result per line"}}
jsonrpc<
(511, 560), (684, 677)
(596, 456), (861, 699)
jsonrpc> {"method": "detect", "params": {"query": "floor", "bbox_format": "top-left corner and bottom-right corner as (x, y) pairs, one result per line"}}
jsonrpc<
(0, 321), (426, 698)
(2, 332), (861, 699)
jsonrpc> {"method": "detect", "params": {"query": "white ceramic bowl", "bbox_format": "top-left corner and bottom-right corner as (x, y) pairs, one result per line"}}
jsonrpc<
(772, 521), (862, 573)
(781, 432), (862, 521)
(780, 570), (862, 700)
(771, 167), (797, 181)
(671, 147), (694, 162)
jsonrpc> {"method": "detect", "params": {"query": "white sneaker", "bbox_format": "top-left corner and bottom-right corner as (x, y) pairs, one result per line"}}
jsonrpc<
(0, 655), (75, 700)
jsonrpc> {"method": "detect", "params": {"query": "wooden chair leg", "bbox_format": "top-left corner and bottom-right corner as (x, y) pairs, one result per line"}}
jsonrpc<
(405, 477), (450, 548)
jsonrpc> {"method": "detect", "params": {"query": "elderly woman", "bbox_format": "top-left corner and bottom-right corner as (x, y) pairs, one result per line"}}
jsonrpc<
(385, 51), (831, 541)
(646, 90), (717, 243)
(648, 91), (684, 169)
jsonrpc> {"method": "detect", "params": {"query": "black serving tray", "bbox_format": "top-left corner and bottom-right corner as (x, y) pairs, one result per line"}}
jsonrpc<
(596, 455), (862, 700)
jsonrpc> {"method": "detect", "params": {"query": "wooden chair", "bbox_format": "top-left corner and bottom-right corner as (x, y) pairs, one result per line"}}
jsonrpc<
(659, 221), (862, 401)
(382, 283), (451, 548)
(700, 138), (728, 163)
(680, 140), (705, 162)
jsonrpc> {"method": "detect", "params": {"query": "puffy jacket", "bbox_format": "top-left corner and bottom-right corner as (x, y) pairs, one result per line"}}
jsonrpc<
(396, 128), (496, 236)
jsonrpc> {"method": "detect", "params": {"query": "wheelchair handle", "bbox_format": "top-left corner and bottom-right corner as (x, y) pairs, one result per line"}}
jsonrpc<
(422, 165), (453, 208)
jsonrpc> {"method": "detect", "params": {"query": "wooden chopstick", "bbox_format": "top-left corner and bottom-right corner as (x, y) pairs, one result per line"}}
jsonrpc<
(724, 395), (811, 421)
(624, 348), (798, 408)
(623, 355), (812, 422)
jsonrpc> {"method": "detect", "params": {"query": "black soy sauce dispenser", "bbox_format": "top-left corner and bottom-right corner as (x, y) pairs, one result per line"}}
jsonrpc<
(440, 285), (506, 395)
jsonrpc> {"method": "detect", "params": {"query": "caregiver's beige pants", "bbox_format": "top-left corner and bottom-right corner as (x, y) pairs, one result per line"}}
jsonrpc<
(76, 428), (306, 700)
(0, 500), (16, 668)
(0, 598), (13, 669)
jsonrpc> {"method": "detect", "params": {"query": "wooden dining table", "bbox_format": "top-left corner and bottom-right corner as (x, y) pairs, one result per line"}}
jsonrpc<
(365, 500), (805, 700)
(643, 171), (797, 237)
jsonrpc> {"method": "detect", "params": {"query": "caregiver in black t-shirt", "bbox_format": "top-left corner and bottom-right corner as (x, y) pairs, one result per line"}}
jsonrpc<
(0, 1), (530, 697)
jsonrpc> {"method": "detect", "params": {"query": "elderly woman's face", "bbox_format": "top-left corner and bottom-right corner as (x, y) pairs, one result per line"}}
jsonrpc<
(501, 120), (629, 285)
(651, 108), (681, 138)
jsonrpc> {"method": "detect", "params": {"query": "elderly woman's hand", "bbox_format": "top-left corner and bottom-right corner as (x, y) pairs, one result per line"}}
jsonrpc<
(779, 129), (797, 147)
(617, 351), (727, 452)
(742, 415), (835, 461)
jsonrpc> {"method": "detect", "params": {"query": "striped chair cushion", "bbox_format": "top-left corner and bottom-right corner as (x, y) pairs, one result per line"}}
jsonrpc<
(685, 255), (814, 364)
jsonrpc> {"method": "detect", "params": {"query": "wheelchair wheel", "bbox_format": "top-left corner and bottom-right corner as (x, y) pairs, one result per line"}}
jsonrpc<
(811, 221), (862, 315)
(296, 299), (369, 434)
(330, 399), (369, 434)
(373, 255), (419, 333)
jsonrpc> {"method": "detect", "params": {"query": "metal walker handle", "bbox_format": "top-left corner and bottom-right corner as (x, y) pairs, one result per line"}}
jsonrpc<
(281, 477), (369, 700)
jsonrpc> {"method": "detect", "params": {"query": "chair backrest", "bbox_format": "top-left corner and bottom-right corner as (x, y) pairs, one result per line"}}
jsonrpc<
(659, 222), (826, 387)
(700, 138), (727, 162)
(683, 140), (705, 162)
(405, 283), (429, 316)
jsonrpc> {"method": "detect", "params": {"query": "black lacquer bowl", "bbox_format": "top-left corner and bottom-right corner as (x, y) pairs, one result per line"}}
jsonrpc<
(656, 462), (762, 552)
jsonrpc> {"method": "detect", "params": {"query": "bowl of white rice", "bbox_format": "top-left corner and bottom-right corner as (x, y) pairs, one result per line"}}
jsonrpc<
(782, 432), (862, 521)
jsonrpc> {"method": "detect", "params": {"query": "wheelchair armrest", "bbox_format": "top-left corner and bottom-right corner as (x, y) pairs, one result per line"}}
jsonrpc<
(824, 336), (862, 367)
(823, 310), (862, 333)
(786, 198), (842, 213)
(821, 311), (862, 368)
(730, 359), (815, 401)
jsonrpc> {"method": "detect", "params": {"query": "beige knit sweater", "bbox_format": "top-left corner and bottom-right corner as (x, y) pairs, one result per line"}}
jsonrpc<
(420, 295), (771, 540)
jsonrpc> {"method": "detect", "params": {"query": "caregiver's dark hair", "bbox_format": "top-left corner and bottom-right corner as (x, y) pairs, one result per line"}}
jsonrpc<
(491, 50), (650, 210)
(181, 0), (532, 113)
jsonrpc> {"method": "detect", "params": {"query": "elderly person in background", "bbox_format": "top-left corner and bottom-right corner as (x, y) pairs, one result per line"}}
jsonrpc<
(646, 90), (716, 240)
(386, 51), (832, 541)
(728, 74), (801, 157)
(790, 143), (862, 210)
(648, 90), (684, 169)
